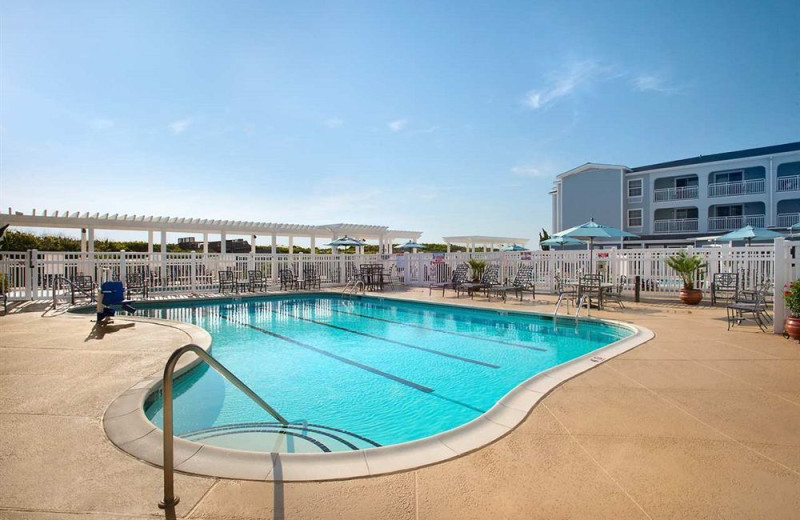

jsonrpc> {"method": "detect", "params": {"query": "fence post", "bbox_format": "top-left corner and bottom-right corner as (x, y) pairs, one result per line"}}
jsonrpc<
(773, 238), (789, 334)
(635, 275), (641, 302)
(28, 249), (38, 300)
(190, 251), (197, 292)
(119, 250), (127, 285)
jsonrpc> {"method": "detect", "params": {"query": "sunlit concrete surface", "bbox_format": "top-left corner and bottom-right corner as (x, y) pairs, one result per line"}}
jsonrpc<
(1, 289), (798, 519)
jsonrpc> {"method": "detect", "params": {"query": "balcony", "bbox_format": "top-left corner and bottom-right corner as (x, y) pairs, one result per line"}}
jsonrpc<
(777, 175), (800, 192)
(653, 186), (698, 202)
(653, 218), (699, 234)
(707, 179), (765, 198)
(708, 214), (766, 232)
(777, 213), (800, 227)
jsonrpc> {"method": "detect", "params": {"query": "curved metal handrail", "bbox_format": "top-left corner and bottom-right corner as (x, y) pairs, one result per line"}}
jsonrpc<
(159, 343), (287, 509)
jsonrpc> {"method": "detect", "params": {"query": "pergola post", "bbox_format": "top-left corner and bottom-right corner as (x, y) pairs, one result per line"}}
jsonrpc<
(288, 236), (294, 255)
(147, 230), (154, 254)
(447, 242), (451, 253)
(160, 231), (167, 286)
(310, 236), (316, 255)
(249, 234), (256, 272)
(80, 228), (87, 253)
(202, 233), (209, 255)
(271, 234), (278, 283)
(220, 232), (227, 255)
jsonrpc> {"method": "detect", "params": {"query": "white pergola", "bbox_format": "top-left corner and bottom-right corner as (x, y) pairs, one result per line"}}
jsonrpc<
(441, 235), (530, 253)
(2, 208), (422, 254)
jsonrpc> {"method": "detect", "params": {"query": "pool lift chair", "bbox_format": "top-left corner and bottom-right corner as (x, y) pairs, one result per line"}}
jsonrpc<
(96, 281), (137, 323)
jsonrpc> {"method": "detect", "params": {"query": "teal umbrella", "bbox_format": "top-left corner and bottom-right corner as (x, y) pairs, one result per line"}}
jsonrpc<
(715, 225), (784, 246)
(325, 235), (366, 247)
(502, 243), (529, 251)
(554, 218), (638, 252)
(396, 240), (426, 251)
(541, 236), (584, 249)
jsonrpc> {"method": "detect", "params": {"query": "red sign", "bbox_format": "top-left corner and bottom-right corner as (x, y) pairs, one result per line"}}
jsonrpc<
(597, 252), (609, 258)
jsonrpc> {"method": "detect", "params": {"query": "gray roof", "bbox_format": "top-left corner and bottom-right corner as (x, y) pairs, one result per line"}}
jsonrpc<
(630, 141), (800, 173)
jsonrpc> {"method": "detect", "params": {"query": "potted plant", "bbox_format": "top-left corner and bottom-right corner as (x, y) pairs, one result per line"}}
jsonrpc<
(467, 259), (487, 283)
(783, 281), (800, 340)
(666, 251), (707, 305)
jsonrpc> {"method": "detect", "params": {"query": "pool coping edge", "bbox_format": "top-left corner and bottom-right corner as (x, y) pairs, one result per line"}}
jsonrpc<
(101, 295), (654, 482)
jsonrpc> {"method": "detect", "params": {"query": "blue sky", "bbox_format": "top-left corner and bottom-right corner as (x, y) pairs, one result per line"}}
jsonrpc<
(1, 0), (798, 245)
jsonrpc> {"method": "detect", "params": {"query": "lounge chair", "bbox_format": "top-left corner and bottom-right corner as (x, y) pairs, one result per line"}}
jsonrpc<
(429, 263), (469, 296)
(279, 269), (301, 291)
(488, 264), (535, 302)
(248, 270), (268, 292)
(457, 264), (501, 299)
(218, 270), (236, 294)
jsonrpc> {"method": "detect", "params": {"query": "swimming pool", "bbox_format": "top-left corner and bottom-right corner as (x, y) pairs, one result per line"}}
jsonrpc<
(140, 294), (634, 454)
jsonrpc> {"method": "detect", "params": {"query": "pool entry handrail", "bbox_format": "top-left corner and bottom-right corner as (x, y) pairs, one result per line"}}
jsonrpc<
(158, 343), (288, 509)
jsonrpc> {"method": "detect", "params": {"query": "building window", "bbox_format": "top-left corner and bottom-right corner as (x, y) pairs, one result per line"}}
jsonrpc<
(712, 170), (743, 184)
(628, 179), (643, 198)
(628, 209), (643, 228)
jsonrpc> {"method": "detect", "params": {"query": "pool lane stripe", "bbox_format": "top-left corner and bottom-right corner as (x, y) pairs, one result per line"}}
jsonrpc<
(217, 312), (434, 393)
(271, 307), (500, 369)
(330, 306), (548, 352)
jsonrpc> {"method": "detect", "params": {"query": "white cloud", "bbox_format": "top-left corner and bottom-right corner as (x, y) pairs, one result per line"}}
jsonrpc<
(168, 118), (193, 134)
(510, 165), (548, 177)
(524, 60), (612, 110)
(388, 119), (408, 132)
(411, 126), (440, 135)
(324, 118), (343, 129)
(633, 73), (682, 94)
(90, 118), (114, 130)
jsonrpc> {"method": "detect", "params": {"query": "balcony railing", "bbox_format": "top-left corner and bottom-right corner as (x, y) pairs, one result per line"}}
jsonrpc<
(653, 185), (698, 202)
(777, 175), (800, 192)
(707, 178), (765, 197)
(777, 213), (800, 228)
(708, 214), (766, 231)
(653, 218), (699, 234)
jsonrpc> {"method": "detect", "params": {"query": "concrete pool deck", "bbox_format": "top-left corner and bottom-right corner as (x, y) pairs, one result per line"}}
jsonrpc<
(1, 290), (799, 519)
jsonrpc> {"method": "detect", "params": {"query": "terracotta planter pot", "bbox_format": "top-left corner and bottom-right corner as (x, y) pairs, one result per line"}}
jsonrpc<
(785, 316), (800, 340)
(679, 288), (703, 305)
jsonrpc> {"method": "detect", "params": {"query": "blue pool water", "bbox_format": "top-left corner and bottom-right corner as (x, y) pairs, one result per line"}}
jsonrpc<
(143, 295), (632, 452)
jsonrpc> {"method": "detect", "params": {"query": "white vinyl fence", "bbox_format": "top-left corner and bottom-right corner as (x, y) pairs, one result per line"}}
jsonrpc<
(2, 241), (797, 332)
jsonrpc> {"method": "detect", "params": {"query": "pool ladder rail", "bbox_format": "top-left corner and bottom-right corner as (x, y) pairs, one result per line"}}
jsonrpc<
(342, 278), (365, 298)
(158, 344), (287, 510)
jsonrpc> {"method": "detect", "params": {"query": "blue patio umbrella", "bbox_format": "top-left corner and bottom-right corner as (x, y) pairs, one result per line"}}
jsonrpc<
(396, 240), (426, 251)
(541, 236), (584, 249)
(715, 225), (784, 246)
(325, 235), (367, 253)
(553, 218), (639, 252)
(501, 243), (529, 251)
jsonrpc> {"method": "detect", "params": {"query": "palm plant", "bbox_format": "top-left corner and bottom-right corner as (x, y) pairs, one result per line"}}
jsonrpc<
(467, 259), (487, 283)
(666, 251), (707, 290)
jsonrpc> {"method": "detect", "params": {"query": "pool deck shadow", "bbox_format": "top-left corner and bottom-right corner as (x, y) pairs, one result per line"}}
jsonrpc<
(0, 289), (799, 519)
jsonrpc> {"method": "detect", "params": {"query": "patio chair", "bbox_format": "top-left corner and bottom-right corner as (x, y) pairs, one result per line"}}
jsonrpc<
(554, 274), (578, 312)
(603, 275), (627, 310)
(218, 270), (236, 294)
(125, 272), (148, 300)
(383, 265), (400, 291)
(576, 274), (603, 310)
(303, 266), (321, 290)
(279, 269), (301, 291)
(457, 264), (501, 299)
(70, 275), (96, 304)
(487, 264), (535, 302)
(711, 272), (739, 305)
(248, 270), (268, 292)
(726, 284), (769, 332)
(429, 263), (469, 296)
